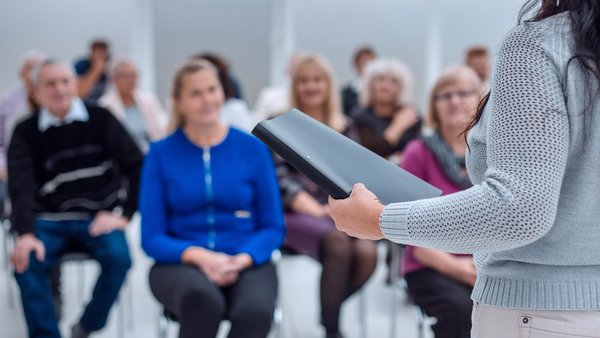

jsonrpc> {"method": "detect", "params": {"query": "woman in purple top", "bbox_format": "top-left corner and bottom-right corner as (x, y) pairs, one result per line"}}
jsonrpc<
(400, 66), (481, 338)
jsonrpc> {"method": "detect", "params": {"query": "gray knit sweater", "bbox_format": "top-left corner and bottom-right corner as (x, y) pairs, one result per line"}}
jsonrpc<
(380, 13), (600, 310)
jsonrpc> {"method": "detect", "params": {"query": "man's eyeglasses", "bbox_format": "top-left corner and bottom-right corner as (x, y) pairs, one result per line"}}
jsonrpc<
(434, 90), (477, 102)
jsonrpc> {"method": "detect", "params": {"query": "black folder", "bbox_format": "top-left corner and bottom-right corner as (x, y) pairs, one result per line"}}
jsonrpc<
(252, 109), (442, 204)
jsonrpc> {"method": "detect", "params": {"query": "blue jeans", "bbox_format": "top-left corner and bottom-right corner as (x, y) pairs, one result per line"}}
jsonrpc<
(14, 219), (132, 338)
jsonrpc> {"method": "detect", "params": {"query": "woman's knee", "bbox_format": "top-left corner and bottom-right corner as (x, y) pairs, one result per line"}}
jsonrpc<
(321, 230), (352, 260)
(99, 248), (132, 273)
(180, 284), (226, 318)
(354, 240), (378, 264)
(229, 297), (274, 328)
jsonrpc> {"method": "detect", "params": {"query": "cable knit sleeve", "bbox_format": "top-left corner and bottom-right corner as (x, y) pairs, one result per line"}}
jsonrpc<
(380, 23), (569, 254)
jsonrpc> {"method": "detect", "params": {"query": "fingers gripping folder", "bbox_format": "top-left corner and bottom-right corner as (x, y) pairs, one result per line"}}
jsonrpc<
(251, 108), (441, 204)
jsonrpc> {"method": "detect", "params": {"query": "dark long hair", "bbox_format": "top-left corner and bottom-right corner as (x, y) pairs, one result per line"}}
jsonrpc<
(465, 0), (600, 134)
(193, 52), (235, 100)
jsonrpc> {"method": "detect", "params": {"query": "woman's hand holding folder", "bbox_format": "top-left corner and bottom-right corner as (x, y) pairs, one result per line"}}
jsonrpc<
(328, 183), (385, 240)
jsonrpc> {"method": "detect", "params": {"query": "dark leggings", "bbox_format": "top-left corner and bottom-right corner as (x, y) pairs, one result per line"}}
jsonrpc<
(319, 230), (377, 336)
(405, 268), (473, 338)
(149, 262), (277, 338)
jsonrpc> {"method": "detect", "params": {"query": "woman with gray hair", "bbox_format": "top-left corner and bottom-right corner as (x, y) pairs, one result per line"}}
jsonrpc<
(352, 58), (421, 164)
(99, 58), (167, 152)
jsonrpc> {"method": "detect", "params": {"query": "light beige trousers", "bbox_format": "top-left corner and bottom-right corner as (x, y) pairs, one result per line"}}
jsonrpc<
(471, 302), (600, 338)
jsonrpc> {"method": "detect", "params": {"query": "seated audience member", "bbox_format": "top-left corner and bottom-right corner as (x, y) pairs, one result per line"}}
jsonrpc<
(401, 65), (481, 338)
(465, 46), (491, 89)
(100, 58), (167, 151)
(8, 59), (142, 338)
(352, 58), (421, 164)
(253, 51), (304, 121)
(197, 52), (244, 100)
(196, 53), (256, 132)
(277, 53), (377, 338)
(140, 59), (285, 338)
(74, 39), (111, 103)
(341, 46), (376, 116)
(0, 50), (45, 215)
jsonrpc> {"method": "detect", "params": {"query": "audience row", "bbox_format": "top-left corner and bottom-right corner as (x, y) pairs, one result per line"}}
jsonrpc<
(0, 41), (490, 338)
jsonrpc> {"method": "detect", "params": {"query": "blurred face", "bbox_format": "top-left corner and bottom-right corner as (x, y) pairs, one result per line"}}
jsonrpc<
(467, 55), (490, 81)
(20, 58), (43, 92)
(91, 46), (109, 62)
(175, 69), (224, 128)
(294, 63), (329, 109)
(113, 63), (138, 96)
(355, 52), (375, 76)
(34, 64), (77, 118)
(371, 73), (401, 106)
(434, 79), (479, 131)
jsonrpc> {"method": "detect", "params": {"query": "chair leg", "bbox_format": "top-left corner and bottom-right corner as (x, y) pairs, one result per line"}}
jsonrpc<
(126, 280), (134, 329)
(271, 250), (284, 338)
(389, 244), (401, 338)
(413, 306), (426, 338)
(158, 310), (169, 338)
(272, 302), (283, 338)
(77, 264), (85, 302)
(117, 297), (125, 338)
(3, 223), (15, 309)
(359, 290), (367, 338)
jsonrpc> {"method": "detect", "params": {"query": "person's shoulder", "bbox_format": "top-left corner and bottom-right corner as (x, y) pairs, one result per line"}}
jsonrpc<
(341, 83), (353, 93)
(12, 112), (39, 135)
(0, 87), (23, 106)
(351, 106), (370, 121)
(147, 130), (182, 155)
(228, 127), (258, 145)
(401, 139), (432, 170)
(228, 127), (270, 156)
(404, 138), (428, 156)
(501, 13), (570, 53)
(73, 58), (90, 75)
(135, 89), (159, 102)
(85, 103), (115, 121)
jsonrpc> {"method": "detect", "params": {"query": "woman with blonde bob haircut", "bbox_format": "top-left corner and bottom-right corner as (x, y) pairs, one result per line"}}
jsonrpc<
(277, 53), (377, 338)
(400, 65), (481, 338)
(140, 59), (285, 338)
(353, 58), (421, 163)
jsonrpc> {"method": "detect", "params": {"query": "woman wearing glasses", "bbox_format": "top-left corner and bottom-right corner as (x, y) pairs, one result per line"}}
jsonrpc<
(401, 66), (481, 338)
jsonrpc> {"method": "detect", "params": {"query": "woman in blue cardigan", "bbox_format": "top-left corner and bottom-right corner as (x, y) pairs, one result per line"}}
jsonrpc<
(140, 58), (285, 338)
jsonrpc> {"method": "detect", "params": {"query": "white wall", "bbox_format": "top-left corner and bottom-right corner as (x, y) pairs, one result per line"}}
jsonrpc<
(0, 0), (136, 93)
(293, 0), (524, 106)
(0, 0), (527, 110)
(154, 0), (271, 106)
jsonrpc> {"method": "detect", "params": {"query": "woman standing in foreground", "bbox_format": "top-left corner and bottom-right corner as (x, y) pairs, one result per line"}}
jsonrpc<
(329, 1), (600, 336)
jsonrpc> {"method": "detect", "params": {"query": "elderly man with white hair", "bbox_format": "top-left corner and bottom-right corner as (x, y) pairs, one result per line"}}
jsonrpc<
(8, 59), (143, 338)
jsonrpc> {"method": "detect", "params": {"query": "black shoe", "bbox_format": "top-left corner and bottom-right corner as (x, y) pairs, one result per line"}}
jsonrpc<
(71, 323), (90, 338)
(326, 333), (344, 338)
